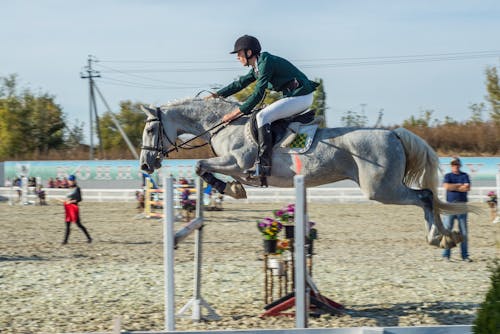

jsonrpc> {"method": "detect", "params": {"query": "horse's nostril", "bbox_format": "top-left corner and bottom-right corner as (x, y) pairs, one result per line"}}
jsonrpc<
(141, 164), (149, 171)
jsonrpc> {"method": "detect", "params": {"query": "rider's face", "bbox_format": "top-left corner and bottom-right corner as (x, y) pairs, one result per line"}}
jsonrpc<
(236, 50), (249, 66)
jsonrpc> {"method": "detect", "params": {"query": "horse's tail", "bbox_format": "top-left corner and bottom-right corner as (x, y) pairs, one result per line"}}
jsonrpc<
(393, 127), (476, 215)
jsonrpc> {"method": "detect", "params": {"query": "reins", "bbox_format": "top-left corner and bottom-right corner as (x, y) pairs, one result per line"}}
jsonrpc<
(142, 92), (245, 158)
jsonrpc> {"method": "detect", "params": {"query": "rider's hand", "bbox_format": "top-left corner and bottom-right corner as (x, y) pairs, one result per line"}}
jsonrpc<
(222, 108), (243, 123)
(204, 92), (218, 100)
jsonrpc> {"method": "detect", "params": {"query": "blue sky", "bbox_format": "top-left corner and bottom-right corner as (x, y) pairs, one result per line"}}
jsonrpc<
(1, 0), (499, 142)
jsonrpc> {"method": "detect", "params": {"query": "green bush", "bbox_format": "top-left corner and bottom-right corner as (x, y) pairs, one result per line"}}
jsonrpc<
(473, 260), (500, 333)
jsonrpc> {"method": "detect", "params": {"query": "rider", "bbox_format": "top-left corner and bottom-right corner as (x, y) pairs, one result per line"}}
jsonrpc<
(207, 35), (318, 178)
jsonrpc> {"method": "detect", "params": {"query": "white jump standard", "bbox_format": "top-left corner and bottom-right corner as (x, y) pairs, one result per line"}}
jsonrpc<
(163, 176), (219, 331)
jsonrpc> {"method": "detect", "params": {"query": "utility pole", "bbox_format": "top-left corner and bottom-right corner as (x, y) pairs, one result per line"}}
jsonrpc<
(80, 55), (101, 160)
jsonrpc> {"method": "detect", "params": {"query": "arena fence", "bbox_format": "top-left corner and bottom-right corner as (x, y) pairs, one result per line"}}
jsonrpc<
(0, 186), (497, 204)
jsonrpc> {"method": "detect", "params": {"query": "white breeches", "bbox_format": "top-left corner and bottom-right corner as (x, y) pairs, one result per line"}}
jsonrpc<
(256, 92), (314, 128)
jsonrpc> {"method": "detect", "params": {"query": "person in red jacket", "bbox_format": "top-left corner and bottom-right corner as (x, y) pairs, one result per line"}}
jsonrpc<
(62, 175), (92, 244)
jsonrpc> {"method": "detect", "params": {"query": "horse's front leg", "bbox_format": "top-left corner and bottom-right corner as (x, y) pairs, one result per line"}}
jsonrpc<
(196, 157), (247, 199)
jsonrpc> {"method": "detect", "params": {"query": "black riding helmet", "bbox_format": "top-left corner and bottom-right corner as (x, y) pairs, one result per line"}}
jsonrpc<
(230, 35), (261, 57)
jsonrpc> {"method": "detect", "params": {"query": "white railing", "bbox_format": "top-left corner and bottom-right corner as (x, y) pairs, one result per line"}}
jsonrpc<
(0, 186), (496, 204)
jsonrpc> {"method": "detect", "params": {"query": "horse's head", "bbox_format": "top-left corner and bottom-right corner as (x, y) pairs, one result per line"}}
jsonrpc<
(140, 105), (172, 174)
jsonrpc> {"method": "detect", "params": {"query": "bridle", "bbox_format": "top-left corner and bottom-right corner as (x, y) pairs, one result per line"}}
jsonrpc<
(141, 106), (230, 158)
(141, 109), (175, 158)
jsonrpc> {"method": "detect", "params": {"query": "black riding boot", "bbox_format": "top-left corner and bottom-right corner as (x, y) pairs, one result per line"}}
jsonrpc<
(245, 123), (272, 178)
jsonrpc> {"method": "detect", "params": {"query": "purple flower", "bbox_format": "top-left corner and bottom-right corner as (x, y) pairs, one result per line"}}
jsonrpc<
(264, 217), (274, 224)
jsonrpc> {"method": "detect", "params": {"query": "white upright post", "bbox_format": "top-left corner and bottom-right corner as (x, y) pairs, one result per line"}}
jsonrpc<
(294, 175), (308, 328)
(192, 177), (204, 320)
(21, 176), (28, 205)
(177, 178), (220, 321)
(163, 176), (175, 331)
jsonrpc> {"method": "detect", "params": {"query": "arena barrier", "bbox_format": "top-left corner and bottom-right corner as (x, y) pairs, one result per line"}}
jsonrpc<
(143, 179), (198, 219)
(144, 178), (164, 218)
(163, 176), (219, 331)
(6, 176), (42, 206)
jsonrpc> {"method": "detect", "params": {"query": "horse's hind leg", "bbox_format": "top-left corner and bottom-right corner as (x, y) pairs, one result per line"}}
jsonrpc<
(365, 184), (453, 247)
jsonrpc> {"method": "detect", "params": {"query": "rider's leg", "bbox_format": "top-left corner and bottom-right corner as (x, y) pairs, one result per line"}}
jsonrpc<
(247, 93), (314, 177)
(245, 123), (273, 177)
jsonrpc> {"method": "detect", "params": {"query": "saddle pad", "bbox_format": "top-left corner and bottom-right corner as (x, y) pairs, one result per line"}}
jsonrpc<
(278, 124), (318, 154)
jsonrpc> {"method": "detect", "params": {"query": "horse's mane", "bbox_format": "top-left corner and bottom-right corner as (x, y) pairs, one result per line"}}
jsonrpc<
(161, 97), (239, 119)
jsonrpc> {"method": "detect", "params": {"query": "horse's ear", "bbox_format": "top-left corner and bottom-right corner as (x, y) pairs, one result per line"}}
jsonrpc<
(141, 104), (157, 119)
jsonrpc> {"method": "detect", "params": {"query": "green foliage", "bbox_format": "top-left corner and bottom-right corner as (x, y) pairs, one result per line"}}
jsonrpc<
(65, 120), (85, 149)
(468, 103), (486, 125)
(0, 75), (65, 159)
(99, 101), (145, 152)
(341, 110), (368, 127)
(232, 81), (282, 106)
(485, 66), (500, 124)
(402, 109), (440, 128)
(311, 78), (326, 127)
(473, 260), (500, 334)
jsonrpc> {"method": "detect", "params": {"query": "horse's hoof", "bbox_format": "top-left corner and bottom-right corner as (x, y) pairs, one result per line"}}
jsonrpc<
(427, 235), (441, 247)
(224, 181), (247, 199)
(451, 231), (463, 244)
(439, 235), (457, 249)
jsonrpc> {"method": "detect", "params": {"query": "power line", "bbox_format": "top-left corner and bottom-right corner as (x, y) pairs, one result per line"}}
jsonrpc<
(98, 77), (203, 90)
(94, 51), (499, 74)
(91, 50), (499, 91)
(94, 62), (199, 86)
(95, 50), (499, 67)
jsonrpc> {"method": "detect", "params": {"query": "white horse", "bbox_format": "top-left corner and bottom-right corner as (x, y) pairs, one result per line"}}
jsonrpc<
(139, 98), (475, 248)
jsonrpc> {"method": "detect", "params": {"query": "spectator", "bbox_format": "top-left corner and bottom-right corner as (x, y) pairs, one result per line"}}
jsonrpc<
(13, 177), (22, 202)
(36, 185), (46, 205)
(442, 157), (472, 262)
(55, 177), (62, 188)
(48, 178), (56, 188)
(135, 190), (145, 211)
(61, 175), (92, 244)
(61, 177), (69, 189)
(28, 177), (36, 187)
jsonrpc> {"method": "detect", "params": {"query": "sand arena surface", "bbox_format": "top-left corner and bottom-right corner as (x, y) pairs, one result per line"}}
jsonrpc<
(0, 200), (498, 333)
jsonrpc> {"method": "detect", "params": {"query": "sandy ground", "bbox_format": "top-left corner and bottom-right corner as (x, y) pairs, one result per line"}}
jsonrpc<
(0, 200), (498, 333)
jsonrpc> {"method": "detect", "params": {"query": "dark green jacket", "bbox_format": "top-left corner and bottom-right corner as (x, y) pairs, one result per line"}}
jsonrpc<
(217, 52), (318, 114)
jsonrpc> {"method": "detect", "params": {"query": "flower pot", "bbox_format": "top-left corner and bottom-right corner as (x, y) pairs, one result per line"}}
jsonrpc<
(263, 239), (278, 254)
(284, 224), (294, 239)
(268, 258), (284, 276)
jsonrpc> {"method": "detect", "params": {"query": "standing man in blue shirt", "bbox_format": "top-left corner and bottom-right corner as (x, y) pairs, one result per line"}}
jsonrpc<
(442, 157), (472, 262)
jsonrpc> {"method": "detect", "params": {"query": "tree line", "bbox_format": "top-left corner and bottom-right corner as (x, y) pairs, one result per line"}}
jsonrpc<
(0, 67), (498, 161)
